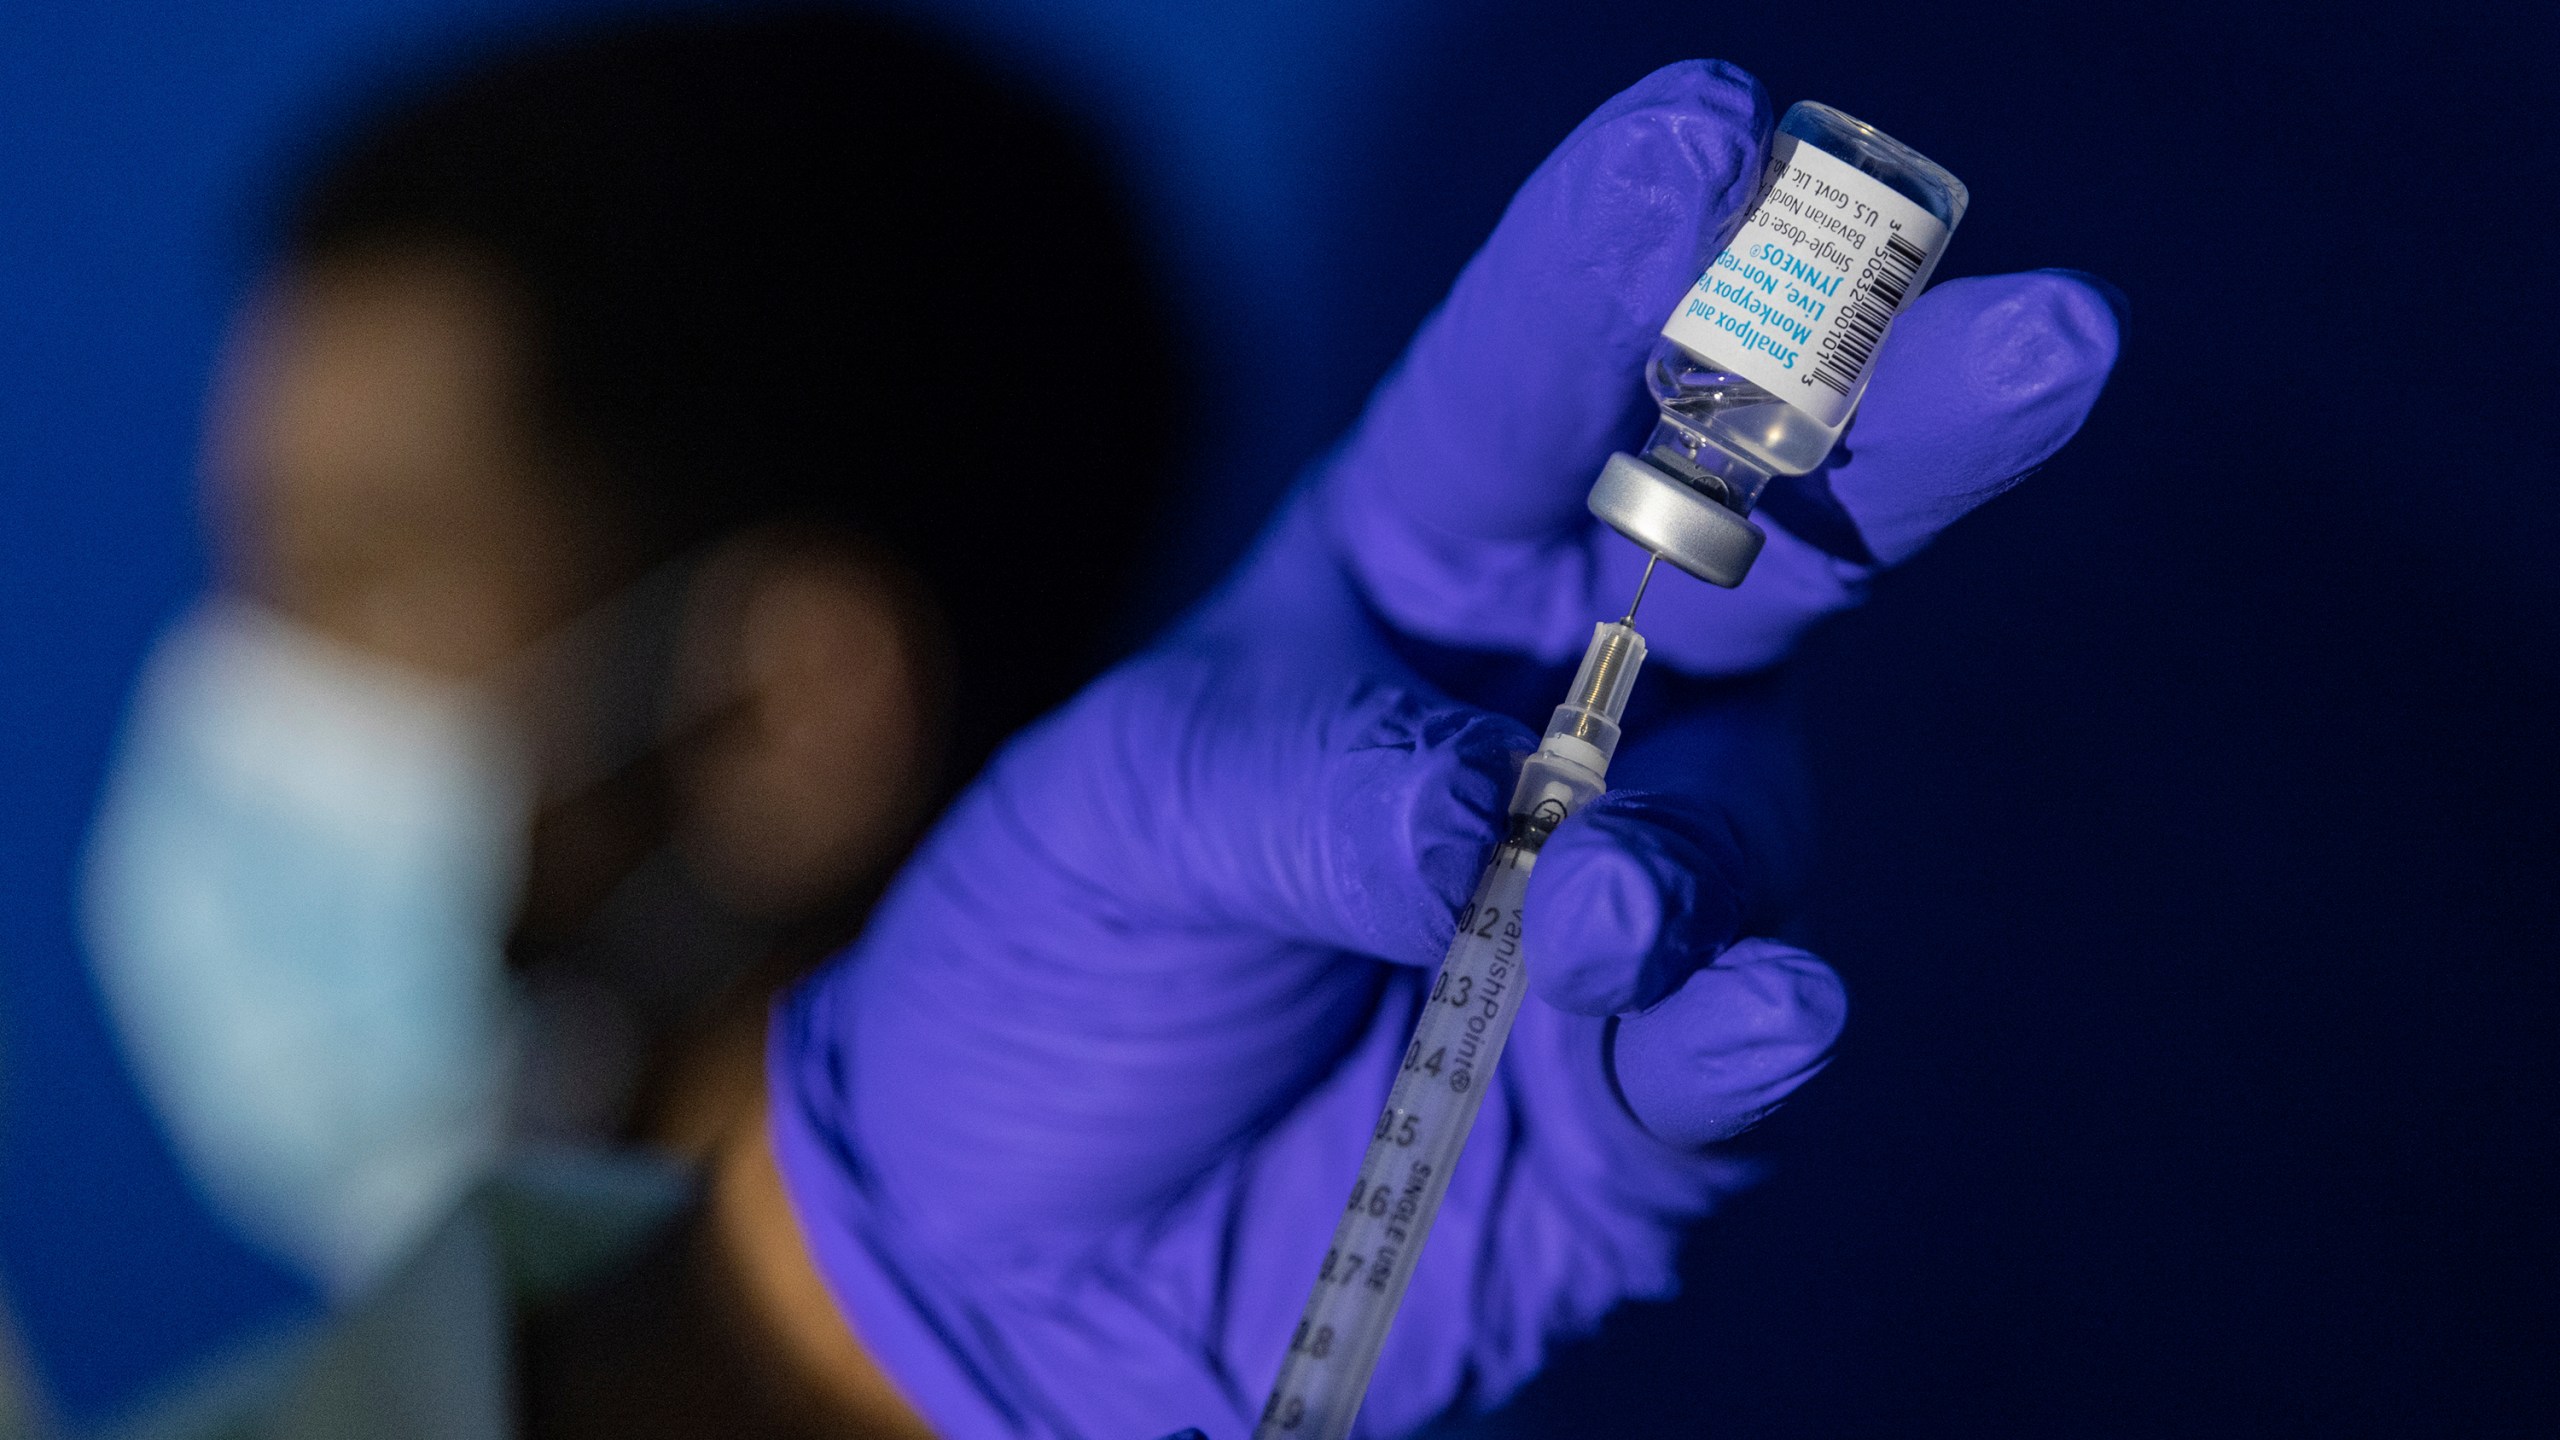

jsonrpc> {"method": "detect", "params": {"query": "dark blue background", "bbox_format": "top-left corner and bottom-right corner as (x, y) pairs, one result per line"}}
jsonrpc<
(5, 0), (2552, 1434)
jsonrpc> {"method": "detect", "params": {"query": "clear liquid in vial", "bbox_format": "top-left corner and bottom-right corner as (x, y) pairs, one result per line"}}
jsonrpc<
(1642, 343), (1845, 511)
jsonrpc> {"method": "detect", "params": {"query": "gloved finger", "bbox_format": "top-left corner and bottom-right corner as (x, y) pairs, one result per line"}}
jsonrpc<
(1520, 787), (1757, 1016)
(1327, 60), (1770, 549)
(802, 656), (1539, 1243)
(1822, 268), (2126, 567)
(1627, 269), (2125, 673)
(1611, 938), (1846, 1147)
(1006, 649), (1535, 968)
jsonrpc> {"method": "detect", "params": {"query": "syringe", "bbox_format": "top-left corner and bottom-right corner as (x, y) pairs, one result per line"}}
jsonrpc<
(1252, 561), (1658, 1439)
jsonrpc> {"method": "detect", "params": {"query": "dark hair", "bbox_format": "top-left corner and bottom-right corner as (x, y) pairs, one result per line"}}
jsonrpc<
(286, 6), (1177, 781)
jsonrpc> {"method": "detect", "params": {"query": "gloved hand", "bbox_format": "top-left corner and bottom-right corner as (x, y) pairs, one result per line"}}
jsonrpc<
(769, 60), (2119, 1439)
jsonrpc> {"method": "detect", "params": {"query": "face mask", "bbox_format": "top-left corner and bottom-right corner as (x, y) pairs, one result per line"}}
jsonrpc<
(82, 600), (529, 1301)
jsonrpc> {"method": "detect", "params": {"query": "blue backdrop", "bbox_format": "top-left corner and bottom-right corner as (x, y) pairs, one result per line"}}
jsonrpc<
(5, 0), (2552, 1434)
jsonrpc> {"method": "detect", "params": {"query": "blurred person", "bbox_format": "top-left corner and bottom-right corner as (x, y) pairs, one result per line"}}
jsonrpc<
(75, 4), (1172, 1422)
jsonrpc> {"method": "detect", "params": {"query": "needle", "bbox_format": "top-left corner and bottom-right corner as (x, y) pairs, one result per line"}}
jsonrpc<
(1621, 553), (1661, 624)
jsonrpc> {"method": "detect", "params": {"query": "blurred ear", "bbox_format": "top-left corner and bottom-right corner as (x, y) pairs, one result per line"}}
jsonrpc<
(671, 535), (938, 918)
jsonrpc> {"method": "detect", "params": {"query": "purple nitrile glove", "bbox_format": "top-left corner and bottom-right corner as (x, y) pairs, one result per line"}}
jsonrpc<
(770, 59), (2119, 1440)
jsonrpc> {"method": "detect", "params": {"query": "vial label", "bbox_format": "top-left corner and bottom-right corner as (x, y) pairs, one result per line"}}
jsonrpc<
(1660, 136), (1950, 428)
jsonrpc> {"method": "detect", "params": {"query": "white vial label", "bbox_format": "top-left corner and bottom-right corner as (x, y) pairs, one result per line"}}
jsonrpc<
(1660, 136), (1951, 428)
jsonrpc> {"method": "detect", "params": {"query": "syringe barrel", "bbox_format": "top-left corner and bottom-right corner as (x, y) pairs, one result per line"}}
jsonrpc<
(1256, 616), (1656, 1438)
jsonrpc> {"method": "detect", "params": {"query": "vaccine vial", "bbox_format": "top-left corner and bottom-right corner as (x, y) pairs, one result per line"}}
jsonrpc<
(1588, 101), (1967, 585)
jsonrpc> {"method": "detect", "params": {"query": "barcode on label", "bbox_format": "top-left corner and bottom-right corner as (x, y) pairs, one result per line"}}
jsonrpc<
(1807, 230), (1929, 398)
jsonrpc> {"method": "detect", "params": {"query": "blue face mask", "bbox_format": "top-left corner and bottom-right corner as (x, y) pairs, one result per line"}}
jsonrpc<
(82, 600), (529, 1301)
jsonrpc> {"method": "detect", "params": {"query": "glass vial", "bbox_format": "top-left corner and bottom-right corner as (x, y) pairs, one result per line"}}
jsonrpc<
(1641, 101), (1968, 518)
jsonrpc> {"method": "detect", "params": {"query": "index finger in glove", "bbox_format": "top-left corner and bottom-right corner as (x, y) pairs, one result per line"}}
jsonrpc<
(1626, 268), (2125, 673)
(1808, 269), (2127, 570)
(1329, 61), (1770, 551)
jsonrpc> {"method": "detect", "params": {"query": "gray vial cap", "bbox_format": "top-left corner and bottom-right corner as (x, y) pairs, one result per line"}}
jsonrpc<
(1586, 451), (1766, 588)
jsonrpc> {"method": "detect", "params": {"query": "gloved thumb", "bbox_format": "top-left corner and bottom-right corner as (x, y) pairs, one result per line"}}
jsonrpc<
(1333, 60), (1771, 547)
